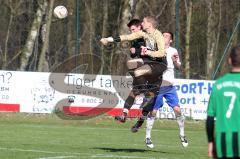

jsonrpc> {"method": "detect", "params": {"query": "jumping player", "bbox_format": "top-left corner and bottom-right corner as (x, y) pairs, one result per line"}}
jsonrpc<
(114, 19), (146, 123)
(131, 32), (188, 149)
(100, 16), (167, 118)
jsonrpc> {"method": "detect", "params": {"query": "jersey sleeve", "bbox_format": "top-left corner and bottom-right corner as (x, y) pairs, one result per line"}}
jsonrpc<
(120, 31), (145, 41)
(207, 86), (217, 117)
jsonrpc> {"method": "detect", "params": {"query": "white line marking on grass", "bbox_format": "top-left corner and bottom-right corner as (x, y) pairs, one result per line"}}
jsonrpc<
(0, 147), (159, 159)
(91, 154), (155, 159)
(0, 147), (155, 159)
(0, 147), (85, 155)
(38, 156), (75, 159)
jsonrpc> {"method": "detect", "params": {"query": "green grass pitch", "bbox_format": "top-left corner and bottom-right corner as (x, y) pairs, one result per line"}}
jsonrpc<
(0, 113), (208, 159)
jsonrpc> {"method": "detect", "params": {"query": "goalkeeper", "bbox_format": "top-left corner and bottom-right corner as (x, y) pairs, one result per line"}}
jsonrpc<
(100, 16), (167, 121)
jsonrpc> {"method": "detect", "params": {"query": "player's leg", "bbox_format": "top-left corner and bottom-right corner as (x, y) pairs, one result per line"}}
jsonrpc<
(115, 90), (137, 122)
(131, 77), (161, 132)
(131, 64), (164, 146)
(130, 61), (165, 135)
(134, 61), (166, 81)
(145, 111), (155, 148)
(115, 76), (147, 123)
(143, 78), (163, 141)
(134, 62), (166, 103)
(131, 109), (149, 133)
(115, 59), (145, 123)
(116, 62), (161, 123)
(126, 58), (144, 70)
(173, 106), (188, 147)
(164, 86), (188, 147)
(131, 110), (156, 149)
(131, 94), (156, 133)
(144, 92), (163, 148)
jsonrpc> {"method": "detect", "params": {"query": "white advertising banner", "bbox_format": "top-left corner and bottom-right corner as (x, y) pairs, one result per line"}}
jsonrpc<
(0, 70), (214, 120)
(158, 79), (214, 120)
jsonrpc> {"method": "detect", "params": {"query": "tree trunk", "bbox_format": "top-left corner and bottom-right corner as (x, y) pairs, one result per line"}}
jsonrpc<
(134, 0), (144, 18)
(66, 0), (74, 57)
(206, 0), (222, 79)
(100, 0), (108, 74)
(184, 0), (192, 79)
(19, 0), (48, 71)
(111, 0), (131, 75)
(38, 0), (54, 72)
(89, 1), (95, 74)
(3, 12), (13, 69)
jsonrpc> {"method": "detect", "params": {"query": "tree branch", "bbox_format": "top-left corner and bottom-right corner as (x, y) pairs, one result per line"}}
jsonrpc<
(156, 0), (168, 19)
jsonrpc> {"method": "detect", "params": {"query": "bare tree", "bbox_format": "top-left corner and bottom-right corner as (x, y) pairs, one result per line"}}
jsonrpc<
(2, 0), (25, 69)
(206, 0), (222, 79)
(100, 0), (109, 74)
(183, 0), (192, 79)
(38, 0), (55, 72)
(66, 0), (75, 57)
(111, 0), (132, 75)
(19, 0), (48, 71)
(134, 0), (144, 18)
(1, 0), (240, 78)
(89, 1), (95, 74)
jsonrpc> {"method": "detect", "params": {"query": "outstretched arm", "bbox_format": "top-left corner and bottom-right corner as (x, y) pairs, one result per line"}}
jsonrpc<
(100, 31), (145, 45)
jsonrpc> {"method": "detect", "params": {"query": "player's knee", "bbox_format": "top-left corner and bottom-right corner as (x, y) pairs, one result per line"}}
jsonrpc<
(134, 69), (142, 77)
(173, 106), (181, 116)
(127, 59), (143, 70)
(127, 60), (137, 69)
(128, 91), (135, 97)
(134, 65), (151, 77)
(150, 110), (157, 117)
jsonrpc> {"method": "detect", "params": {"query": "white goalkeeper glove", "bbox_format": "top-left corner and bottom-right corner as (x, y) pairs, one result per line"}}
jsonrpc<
(100, 37), (114, 45)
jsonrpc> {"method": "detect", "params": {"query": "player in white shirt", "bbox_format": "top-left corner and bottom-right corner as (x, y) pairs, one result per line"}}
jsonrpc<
(131, 32), (188, 148)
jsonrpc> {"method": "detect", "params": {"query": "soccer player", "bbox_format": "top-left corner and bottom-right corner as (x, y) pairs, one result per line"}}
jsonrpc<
(114, 19), (146, 122)
(131, 32), (188, 148)
(206, 45), (240, 158)
(101, 16), (167, 120)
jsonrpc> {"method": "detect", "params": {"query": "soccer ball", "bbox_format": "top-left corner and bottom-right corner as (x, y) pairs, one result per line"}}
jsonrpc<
(53, 6), (68, 19)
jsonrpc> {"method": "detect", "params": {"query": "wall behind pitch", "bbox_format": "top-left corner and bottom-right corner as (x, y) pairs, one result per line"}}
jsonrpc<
(158, 79), (214, 120)
(0, 70), (214, 120)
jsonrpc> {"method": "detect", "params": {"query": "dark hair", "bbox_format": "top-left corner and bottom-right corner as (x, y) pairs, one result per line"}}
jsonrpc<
(127, 19), (142, 28)
(230, 45), (240, 67)
(163, 31), (174, 40)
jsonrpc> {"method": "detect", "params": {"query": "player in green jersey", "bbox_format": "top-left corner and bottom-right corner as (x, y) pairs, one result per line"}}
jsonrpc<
(206, 45), (240, 158)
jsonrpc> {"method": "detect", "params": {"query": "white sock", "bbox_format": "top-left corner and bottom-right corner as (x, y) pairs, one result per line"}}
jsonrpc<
(123, 108), (129, 116)
(146, 116), (155, 139)
(176, 115), (185, 137)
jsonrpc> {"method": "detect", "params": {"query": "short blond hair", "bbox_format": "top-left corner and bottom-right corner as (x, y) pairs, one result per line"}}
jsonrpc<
(144, 16), (158, 28)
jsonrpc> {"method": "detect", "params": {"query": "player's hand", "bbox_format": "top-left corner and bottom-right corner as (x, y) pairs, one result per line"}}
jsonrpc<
(100, 38), (109, 45)
(208, 142), (214, 158)
(172, 53), (179, 63)
(100, 37), (114, 45)
(141, 46), (147, 56)
(130, 48), (136, 54)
